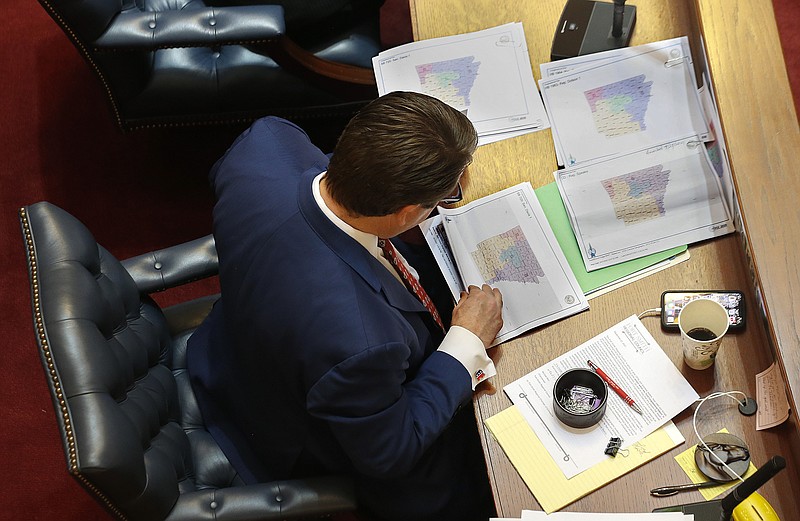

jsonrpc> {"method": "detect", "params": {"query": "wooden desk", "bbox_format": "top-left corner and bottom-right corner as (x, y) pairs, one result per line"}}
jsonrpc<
(410, 0), (800, 516)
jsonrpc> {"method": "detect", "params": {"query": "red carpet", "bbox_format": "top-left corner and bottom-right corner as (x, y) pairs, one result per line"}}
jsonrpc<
(774, 0), (800, 103)
(0, 0), (796, 518)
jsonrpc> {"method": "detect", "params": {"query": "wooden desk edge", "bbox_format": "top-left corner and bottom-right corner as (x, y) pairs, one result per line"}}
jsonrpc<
(691, 0), (800, 433)
(409, 0), (418, 41)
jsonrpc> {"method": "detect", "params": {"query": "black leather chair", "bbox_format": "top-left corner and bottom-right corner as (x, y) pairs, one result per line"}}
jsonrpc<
(20, 201), (358, 520)
(38, 0), (382, 130)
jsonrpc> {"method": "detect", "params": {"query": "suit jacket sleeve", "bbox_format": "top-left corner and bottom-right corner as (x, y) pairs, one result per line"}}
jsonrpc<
(307, 341), (472, 478)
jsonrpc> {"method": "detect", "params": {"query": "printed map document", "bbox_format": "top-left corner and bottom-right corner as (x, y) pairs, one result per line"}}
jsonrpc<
(504, 315), (698, 478)
(555, 134), (734, 271)
(534, 182), (689, 294)
(538, 37), (708, 166)
(420, 183), (588, 345)
(536, 36), (736, 272)
(372, 23), (549, 145)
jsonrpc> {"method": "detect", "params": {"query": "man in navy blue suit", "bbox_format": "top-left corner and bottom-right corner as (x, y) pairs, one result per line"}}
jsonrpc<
(188, 91), (504, 521)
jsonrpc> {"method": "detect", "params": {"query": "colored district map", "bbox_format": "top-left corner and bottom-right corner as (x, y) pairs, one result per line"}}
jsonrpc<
(584, 74), (653, 137)
(471, 226), (545, 285)
(416, 56), (480, 108)
(602, 165), (671, 225)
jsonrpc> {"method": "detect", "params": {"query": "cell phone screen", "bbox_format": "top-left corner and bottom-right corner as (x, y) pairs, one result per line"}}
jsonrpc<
(661, 290), (745, 330)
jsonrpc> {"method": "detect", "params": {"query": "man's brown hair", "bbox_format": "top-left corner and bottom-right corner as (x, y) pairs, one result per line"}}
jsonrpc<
(326, 91), (478, 216)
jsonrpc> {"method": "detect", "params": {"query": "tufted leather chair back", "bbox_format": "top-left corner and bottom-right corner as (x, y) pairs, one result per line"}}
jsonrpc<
(20, 202), (357, 521)
(38, 0), (381, 130)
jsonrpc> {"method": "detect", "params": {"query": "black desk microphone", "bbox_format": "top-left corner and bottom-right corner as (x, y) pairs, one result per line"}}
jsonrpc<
(653, 455), (786, 520)
(611, 0), (626, 37)
(551, 0), (636, 61)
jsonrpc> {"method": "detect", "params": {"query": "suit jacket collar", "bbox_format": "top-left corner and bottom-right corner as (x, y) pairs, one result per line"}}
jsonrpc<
(297, 169), (426, 314)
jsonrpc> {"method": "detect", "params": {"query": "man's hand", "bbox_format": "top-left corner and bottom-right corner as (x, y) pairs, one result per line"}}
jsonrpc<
(451, 284), (503, 348)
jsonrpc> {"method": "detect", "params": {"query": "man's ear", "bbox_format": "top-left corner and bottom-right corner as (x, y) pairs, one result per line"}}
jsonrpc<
(395, 204), (425, 227)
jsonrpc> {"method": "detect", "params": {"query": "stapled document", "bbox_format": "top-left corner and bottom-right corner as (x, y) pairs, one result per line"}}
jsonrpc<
(503, 315), (698, 478)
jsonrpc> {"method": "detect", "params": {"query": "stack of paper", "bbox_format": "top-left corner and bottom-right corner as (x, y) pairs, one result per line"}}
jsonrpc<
(538, 37), (735, 271)
(488, 315), (699, 512)
(504, 315), (697, 477)
(372, 23), (549, 145)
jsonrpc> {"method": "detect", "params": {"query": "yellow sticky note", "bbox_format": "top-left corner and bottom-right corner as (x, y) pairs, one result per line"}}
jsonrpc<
(674, 429), (757, 500)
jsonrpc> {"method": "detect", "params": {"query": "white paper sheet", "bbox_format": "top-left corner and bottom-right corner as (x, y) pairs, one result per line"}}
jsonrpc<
(540, 45), (630, 78)
(504, 315), (699, 478)
(372, 23), (549, 142)
(522, 512), (692, 520)
(554, 134), (734, 271)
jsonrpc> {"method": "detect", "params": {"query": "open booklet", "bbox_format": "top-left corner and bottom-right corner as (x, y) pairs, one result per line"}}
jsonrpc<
(420, 182), (589, 345)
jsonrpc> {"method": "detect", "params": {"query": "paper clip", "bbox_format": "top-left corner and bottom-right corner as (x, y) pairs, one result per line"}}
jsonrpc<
(604, 437), (623, 457)
(664, 47), (686, 68)
(664, 56), (687, 68)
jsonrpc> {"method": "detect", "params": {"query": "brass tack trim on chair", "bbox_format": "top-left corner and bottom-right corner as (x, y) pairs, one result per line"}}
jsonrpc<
(20, 207), (73, 462)
(36, 0), (125, 130)
(73, 472), (127, 520)
(19, 207), (128, 521)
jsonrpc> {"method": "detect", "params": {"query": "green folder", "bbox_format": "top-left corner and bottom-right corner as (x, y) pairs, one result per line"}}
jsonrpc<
(535, 182), (687, 295)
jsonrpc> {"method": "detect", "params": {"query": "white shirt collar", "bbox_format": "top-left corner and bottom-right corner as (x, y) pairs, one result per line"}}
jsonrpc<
(312, 172), (382, 258)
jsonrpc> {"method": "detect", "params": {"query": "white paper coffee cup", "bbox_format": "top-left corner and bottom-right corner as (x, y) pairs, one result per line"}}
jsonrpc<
(678, 298), (730, 370)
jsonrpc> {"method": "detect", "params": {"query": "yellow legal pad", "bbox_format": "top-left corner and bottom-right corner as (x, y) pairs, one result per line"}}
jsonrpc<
(484, 405), (685, 513)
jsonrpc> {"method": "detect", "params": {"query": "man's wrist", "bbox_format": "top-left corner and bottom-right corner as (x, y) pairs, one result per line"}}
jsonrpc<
(437, 326), (497, 389)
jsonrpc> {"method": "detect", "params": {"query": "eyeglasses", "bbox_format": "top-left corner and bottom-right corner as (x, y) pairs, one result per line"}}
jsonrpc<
(439, 181), (463, 205)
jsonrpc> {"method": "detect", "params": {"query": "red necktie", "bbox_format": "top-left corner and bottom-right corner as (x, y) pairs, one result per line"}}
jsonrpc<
(378, 239), (445, 332)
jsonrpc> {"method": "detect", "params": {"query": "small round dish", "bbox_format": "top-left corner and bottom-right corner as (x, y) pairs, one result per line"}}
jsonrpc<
(553, 368), (608, 429)
(694, 432), (750, 481)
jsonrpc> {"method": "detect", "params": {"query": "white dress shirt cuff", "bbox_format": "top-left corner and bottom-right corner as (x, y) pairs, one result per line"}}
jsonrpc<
(438, 326), (497, 390)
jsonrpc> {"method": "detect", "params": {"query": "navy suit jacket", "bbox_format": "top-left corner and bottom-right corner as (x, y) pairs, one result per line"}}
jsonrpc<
(187, 117), (474, 486)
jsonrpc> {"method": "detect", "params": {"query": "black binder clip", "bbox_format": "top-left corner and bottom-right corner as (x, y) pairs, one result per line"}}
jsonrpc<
(604, 436), (623, 457)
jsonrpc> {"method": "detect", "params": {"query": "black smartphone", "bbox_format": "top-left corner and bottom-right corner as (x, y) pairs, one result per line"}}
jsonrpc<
(660, 290), (745, 331)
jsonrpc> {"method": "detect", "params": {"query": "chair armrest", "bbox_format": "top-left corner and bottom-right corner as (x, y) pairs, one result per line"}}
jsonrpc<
(94, 5), (285, 50)
(164, 476), (357, 521)
(162, 295), (220, 336)
(274, 37), (377, 86)
(94, 3), (376, 98)
(122, 235), (218, 294)
(261, 36), (377, 101)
